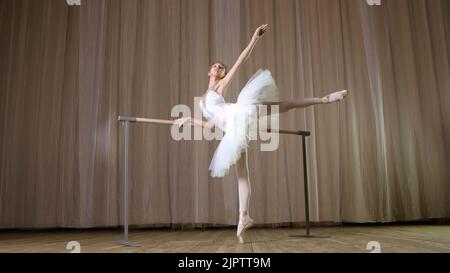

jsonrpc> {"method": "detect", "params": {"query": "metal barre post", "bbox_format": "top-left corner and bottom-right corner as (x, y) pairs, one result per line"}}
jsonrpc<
(116, 120), (141, 247)
(116, 116), (176, 247)
(303, 135), (310, 235)
(289, 133), (329, 239)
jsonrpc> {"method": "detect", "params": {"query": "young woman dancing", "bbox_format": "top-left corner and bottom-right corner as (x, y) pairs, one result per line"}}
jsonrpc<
(175, 24), (347, 243)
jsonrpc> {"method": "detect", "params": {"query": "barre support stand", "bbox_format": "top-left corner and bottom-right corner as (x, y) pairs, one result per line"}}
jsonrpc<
(117, 115), (326, 247)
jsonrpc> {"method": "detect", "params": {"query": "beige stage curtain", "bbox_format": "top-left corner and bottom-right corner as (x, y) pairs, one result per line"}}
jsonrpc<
(0, 0), (448, 228)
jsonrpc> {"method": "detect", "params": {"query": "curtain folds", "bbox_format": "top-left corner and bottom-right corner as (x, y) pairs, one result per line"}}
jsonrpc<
(0, 0), (448, 228)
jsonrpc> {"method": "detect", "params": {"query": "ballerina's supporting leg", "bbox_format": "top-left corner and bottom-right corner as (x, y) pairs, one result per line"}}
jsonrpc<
(235, 150), (251, 219)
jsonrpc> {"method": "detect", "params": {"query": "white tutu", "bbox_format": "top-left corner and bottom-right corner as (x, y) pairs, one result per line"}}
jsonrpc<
(205, 69), (279, 178)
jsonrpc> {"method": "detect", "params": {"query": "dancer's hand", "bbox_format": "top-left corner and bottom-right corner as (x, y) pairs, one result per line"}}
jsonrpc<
(174, 117), (192, 127)
(253, 24), (269, 41)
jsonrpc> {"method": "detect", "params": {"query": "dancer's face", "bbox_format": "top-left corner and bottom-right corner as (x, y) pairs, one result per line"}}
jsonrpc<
(209, 63), (226, 79)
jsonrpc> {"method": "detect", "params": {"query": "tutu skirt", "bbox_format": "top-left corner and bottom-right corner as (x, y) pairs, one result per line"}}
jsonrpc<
(208, 69), (279, 178)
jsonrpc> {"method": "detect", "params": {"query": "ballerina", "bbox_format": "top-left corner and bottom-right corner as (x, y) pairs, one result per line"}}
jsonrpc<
(175, 24), (347, 244)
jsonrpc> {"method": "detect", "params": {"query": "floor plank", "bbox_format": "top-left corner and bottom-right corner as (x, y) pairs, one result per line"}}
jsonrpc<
(0, 225), (449, 253)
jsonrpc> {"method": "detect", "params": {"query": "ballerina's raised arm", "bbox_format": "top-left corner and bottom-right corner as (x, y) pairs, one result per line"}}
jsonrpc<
(216, 24), (269, 97)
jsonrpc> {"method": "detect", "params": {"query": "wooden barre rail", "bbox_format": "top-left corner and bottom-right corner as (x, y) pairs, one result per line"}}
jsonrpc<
(118, 115), (310, 136)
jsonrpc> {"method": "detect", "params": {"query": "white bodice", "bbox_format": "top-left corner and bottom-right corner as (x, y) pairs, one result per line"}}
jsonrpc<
(199, 90), (230, 130)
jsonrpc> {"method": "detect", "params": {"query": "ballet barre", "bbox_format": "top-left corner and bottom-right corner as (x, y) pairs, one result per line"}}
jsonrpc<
(117, 115), (319, 247)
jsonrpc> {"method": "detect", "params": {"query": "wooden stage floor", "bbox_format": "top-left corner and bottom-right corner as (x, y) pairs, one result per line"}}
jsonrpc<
(1, 225), (449, 253)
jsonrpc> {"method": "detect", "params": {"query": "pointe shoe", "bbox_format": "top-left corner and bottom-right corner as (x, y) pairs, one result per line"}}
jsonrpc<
(321, 90), (348, 104)
(237, 216), (254, 244)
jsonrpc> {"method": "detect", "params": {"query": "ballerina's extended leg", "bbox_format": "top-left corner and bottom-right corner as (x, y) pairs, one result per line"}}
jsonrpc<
(259, 89), (348, 114)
